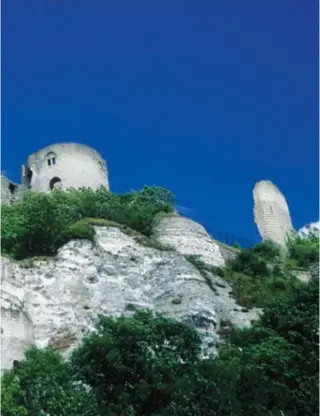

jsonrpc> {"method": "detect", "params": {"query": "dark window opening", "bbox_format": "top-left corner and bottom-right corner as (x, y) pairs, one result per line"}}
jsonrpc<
(26, 168), (33, 181)
(23, 167), (33, 189)
(47, 155), (57, 166)
(8, 183), (17, 194)
(49, 177), (62, 190)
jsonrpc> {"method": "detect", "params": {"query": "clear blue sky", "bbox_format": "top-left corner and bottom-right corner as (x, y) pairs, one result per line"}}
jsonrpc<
(2, 0), (319, 245)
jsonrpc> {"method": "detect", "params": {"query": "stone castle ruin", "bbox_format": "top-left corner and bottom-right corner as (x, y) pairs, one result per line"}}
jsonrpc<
(0, 143), (301, 371)
(1, 143), (110, 204)
(253, 180), (294, 247)
(1, 142), (295, 248)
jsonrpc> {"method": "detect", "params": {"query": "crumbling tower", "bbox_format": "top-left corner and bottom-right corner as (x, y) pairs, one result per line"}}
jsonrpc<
(22, 143), (110, 192)
(253, 180), (294, 247)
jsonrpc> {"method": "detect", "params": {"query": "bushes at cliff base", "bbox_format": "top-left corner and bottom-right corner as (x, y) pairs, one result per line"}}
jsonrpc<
(1, 277), (318, 416)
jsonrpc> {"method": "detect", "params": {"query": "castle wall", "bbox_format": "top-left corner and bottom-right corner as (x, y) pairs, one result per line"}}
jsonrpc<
(1, 175), (21, 205)
(23, 143), (109, 192)
(253, 180), (294, 247)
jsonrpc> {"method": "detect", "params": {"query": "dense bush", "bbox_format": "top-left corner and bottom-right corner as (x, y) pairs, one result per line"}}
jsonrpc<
(214, 232), (319, 309)
(219, 274), (319, 416)
(228, 239), (282, 277)
(0, 348), (100, 416)
(286, 229), (319, 268)
(71, 310), (202, 416)
(1, 311), (202, 416)
(1, 186), (175, 260)
(2, 277), (318, 416)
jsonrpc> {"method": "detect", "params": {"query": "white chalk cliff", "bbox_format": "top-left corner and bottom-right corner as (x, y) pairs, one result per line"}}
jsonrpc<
(1, 218), (261, 372)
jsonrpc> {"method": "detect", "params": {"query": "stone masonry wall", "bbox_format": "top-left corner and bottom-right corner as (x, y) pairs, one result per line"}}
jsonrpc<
(23, 143), (110, 192)
(253, 180), (294, 247)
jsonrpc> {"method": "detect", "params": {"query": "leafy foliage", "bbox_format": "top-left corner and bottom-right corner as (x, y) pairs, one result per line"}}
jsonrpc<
(0, 372), (28, 416)
(185, 242), (301, 309)
(1, 186), (175, 260)
(219, 274), (319, 416)
(0, 348), (100, 416)
(213, 240), (304, 308)
(70, 310), (201, 416)
(228, 239), (282, 277)
(286, 229), (319, 268)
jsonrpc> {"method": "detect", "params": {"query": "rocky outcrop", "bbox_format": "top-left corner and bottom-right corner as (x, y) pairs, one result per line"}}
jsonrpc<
(1, 225), (260, 372)
(1, 258), (34, 370)
(152, 214), (227, 266)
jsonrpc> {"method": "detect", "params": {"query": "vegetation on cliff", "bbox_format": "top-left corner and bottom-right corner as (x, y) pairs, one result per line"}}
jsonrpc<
(1, 186), (175, 260)
(1, 187), (319, 415)
(1, 271), (319, 416)
(187, 234), (319, 309)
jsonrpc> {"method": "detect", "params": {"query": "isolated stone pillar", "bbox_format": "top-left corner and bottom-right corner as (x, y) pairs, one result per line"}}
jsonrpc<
(253, 180), (294, 247)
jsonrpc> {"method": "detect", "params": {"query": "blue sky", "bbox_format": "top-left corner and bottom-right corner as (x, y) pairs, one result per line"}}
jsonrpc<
(2, 0), (318, 246)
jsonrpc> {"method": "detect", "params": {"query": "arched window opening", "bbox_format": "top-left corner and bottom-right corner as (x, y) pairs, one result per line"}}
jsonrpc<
(49, 177), (62, 190)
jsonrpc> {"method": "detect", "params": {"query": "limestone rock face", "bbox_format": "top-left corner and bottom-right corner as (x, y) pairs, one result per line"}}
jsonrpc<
(152, 215), (226, 266)
(1, 258), (34, 370)
(1, 226), (259, 372)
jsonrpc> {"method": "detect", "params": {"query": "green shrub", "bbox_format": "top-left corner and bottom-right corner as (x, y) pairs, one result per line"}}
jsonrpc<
(222, 268), (301, 308)
(286, 230), (319, 268)
(0, 372), (28, 416)
(1, 186), (175, 260)
(223, 275), (319, 416)
(228, 240), (282, 278)
(0, 348), (100, 416)
(67, 219), (96, 241)
(67, 218), (113, 241)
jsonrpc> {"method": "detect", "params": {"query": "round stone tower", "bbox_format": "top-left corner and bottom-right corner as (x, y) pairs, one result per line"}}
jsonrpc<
(21, 143), (109, 192)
